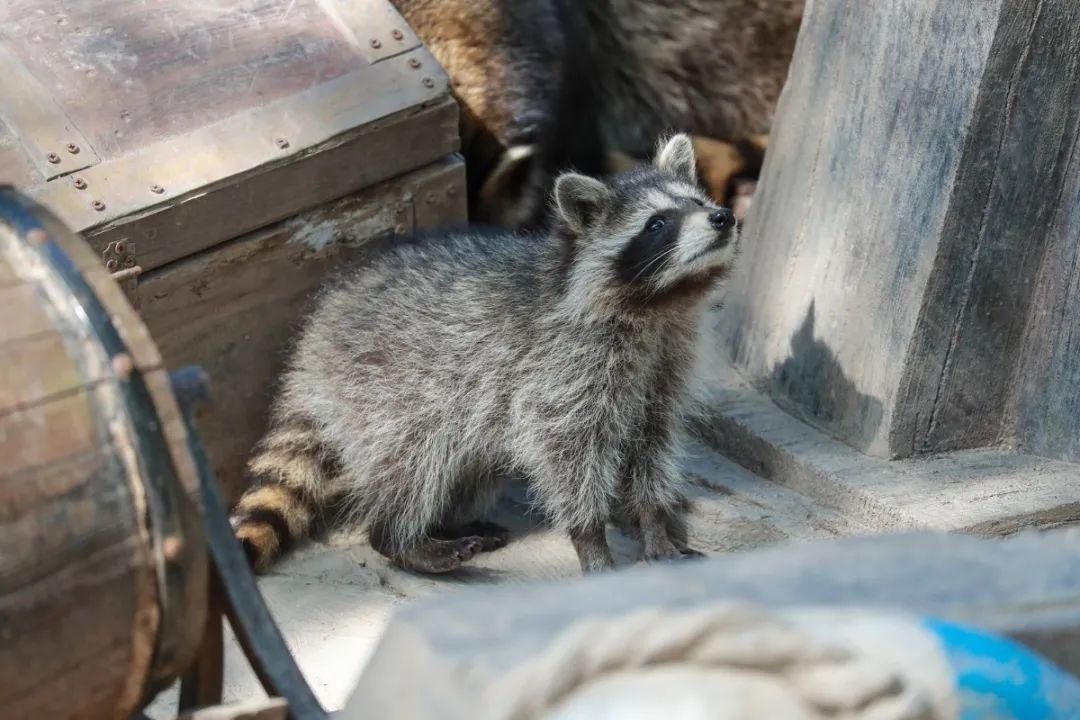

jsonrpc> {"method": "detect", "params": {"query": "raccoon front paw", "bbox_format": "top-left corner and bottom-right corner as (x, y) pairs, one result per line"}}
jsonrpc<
(644, 538), (706, 563)
(642, 537), (684, 562)
(677, 546), (706, 560)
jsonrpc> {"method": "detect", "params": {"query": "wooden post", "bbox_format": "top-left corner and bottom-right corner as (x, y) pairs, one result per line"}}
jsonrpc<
(717, 0), (1080, 460)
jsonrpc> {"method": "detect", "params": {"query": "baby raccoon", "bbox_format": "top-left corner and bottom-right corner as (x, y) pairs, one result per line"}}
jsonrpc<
(232, 135), (739, 574)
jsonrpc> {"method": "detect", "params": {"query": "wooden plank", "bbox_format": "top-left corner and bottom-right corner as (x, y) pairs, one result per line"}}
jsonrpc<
(0, 117), (38, 190)
(0, 394), (156, 720)
(1009, 109), (1080, 464)
(0, 0), (373, 161)
(0, 536), (154, 720)
(715, 0), (1080, 458)
(0, 253), (19, 289)
(0, 44), (100, 180)
(0, 392), (98, 478)
(0, 448), (107, 521)
(316, 0), (422, 63)
(0, 284), (54, 343)
(32, 55), (455, 270)
(0, 334), (94, 411)
(891, 0), (1080, 456)
(139, 157), (465, 500)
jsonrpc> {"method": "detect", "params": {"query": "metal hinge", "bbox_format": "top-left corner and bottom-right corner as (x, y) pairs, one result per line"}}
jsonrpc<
(103, 239), (142, 310)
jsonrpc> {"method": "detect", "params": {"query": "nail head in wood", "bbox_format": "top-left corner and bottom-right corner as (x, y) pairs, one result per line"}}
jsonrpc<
(163, 536), (185, 563)
(111, 352), (135, 378)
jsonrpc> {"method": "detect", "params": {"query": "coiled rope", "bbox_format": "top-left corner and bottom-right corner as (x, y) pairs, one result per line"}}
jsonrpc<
(485, 603), (947, 720)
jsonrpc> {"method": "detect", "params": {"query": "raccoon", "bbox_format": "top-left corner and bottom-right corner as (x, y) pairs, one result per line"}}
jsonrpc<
(231, 135), (738, 574)
(391, 0), (604, 229)
(392, 0), (801, 226)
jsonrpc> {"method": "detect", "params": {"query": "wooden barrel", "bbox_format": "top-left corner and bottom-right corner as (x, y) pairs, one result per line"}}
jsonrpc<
(0, 187), (207, 719)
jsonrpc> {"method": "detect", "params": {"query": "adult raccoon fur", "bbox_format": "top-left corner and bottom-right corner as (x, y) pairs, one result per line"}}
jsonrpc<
(232, 135), (739, 574)
(391, 0), (802, 227)
(390, 0), (604, 229)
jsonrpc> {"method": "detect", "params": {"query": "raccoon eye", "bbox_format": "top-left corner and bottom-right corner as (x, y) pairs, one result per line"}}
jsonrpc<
(691, 197), (705, 207)
(645, 215), (666, 233)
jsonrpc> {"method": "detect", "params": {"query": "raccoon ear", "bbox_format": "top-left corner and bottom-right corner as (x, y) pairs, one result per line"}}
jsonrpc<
(554, 173), (611, 232)
(477, 145), (540, 226)
(654, 133), (697, 183)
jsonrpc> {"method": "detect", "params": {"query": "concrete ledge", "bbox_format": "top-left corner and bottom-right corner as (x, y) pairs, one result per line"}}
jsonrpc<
(692, 363), (1080, 535)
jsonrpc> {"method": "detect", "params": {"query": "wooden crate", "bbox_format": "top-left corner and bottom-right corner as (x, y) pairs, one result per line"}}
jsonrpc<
(0, 0), (466, 500)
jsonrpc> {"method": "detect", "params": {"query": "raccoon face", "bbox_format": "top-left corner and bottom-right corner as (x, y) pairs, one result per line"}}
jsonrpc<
(554, 134), (738, 306)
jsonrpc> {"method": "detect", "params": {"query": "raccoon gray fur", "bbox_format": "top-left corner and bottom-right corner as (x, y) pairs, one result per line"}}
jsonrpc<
(232, 135), (739, 574)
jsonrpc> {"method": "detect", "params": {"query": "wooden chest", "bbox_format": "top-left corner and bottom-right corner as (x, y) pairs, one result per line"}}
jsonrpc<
(0, 0), (465, 500)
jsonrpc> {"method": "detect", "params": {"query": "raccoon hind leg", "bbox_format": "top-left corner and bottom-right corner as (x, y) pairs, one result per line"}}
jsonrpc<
(368, 520), (485, 574)
(433, 519), (510, 552)
(432, 464), (510, 552)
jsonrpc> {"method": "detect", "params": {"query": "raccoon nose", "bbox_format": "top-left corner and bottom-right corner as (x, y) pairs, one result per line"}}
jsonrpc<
(709, 207), (735, 232)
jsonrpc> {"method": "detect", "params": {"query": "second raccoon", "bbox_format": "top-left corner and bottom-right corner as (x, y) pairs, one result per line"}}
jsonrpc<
(392, 0), (803, 226)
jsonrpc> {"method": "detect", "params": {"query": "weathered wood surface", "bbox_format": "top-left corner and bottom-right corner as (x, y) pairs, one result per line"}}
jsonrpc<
(693, 361), (1080, 536)
(0, 0), (415, 161)
(0, 117), (37, 189)
(716, 0), (1080, 460)
(35, 82), (456, 274)
(140, 158), (466, 501)
(1008, 99), (1080, 464)
(0, 0), (457, 272)
(0, 198), (206, 719)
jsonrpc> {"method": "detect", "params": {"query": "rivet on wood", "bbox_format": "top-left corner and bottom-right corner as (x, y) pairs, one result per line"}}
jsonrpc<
(422, 77), (435, 88)
(106, 258), (119, 271)
(66, 143), (80, 154)
(446, 185), (458, 197)
(46, 152), (61, 164)
(27, 229), (48, 245)
(401, 192), (414, 202)
(275, 138), (290, 149)
(92, 200), (106, 211)
(150, 184), (165, 194)
(425, 193), (436, 204)
(111, 352), (135, 378)
(408, 58), (422, 69)
(394, 224), (406, 235)
(72, 177), (87, 189)
(391, 29), (404, 40)
(370, 38), (382, 49)
(163, 536), (185, 563)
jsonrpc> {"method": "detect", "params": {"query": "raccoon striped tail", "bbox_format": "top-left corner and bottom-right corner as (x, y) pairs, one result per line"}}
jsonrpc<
(231, 419), (335, 572)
